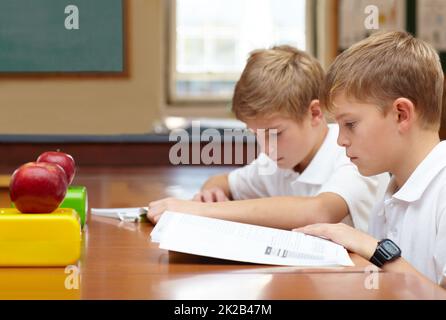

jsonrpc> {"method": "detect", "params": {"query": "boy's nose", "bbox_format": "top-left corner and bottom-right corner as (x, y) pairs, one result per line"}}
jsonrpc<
(337, 133), (351, 147)
(259, 139), (271, 155)
(257, 135), (276, 158)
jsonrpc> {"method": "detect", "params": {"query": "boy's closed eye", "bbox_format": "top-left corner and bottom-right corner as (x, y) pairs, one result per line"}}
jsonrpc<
(343, 121), (357, 129)
(254, 128), (282, 137)
(270, 129), (283, 136)
(269, 126), (286, 135)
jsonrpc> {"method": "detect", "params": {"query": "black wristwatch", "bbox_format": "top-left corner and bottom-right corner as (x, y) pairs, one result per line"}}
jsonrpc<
(369, 239), (401, 268)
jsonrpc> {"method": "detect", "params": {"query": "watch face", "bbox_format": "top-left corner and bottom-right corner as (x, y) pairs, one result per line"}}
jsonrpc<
(382, 240), (400, 255)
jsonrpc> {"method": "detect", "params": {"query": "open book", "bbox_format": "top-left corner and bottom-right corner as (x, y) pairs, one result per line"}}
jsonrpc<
(151, 212), (354, 267)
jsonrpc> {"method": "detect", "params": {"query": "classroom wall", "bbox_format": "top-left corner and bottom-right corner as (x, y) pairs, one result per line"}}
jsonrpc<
(0, 0), (164, 135)
(1, 1), (445, 139)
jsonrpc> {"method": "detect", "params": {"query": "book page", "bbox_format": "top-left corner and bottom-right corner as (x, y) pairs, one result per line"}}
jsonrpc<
(151, 212), (354, 267)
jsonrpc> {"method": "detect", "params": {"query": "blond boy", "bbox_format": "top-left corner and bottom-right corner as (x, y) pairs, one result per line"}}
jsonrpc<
(296, 31), (446, 287)
(148, 46), (388, 232)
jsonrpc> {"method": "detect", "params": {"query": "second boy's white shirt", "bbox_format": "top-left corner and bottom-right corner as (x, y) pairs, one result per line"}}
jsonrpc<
(369, 141), (446, 285)
(228, 124), (390, 232)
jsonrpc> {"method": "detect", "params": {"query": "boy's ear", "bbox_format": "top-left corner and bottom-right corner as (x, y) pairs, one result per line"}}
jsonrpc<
(308, 99), (324, 126)
(392, 98), (415, 133)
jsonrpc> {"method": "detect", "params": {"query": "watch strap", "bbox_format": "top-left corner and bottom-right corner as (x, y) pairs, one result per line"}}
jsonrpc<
(370, 253), (384, 268)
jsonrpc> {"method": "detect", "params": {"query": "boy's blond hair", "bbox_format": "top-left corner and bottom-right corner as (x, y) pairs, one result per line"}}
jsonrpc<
(232, 45), (324, 122)
(320, 31), (444, 130)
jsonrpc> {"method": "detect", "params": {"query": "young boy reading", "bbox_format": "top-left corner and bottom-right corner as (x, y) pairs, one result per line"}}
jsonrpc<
(296, 31), (446, 287)
(147, 45), (388, 232)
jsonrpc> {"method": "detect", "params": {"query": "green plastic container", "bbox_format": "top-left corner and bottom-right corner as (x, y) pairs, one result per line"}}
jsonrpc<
(60, 186), (88, 227)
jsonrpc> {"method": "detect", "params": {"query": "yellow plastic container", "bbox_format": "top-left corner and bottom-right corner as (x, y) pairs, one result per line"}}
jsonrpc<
(0, 268), (81, 299)
(0, 208), (81, 266)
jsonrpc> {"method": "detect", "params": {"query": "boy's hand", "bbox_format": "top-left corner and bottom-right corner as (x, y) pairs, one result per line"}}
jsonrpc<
(293, 223), (378, 260)
(192, 187), (229, 202)
(147, 197), (202, 224)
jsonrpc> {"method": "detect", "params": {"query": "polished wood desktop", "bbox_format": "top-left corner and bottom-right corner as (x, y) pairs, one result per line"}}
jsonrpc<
(0, 166), (445, 300)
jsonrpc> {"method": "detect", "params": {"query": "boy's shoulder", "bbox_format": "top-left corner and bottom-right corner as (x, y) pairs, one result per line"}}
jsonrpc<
(418, 141), (446, 189)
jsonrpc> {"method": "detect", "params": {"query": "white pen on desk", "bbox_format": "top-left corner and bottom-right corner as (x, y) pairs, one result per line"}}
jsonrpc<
(117, 207), (149, 222)
(91, 207), (149, 222)
(138, 207), (149, 221)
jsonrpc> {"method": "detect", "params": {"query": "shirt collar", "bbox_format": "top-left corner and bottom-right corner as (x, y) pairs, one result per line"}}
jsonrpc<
(391, 141), (446, 203)
(296, 124), (340, 185)
(377, 178), (398, 216)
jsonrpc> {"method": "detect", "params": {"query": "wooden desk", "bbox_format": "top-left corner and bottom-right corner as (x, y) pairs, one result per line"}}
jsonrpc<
(0, 175), (9, 188)
(1, 166), (445, 299)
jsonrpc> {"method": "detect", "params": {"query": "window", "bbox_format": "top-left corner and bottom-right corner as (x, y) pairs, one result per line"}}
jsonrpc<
(169, 0), (310, 103)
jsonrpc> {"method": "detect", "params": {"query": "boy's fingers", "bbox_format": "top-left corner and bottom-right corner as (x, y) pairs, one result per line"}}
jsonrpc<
(147, 215), (155, 225)
(202, 190), (214, 202)
(148, 198), (166, 208)
(149, 214), (162, 225)
(293, 224), (327, 236)
(147, 206), (164, 225)
(153, 214), (162, 224)
(147, 202), (165, 216)
(146, 210), (157, 224)
(146, 208), (156, 221)
(292, 226), (314, 234)
(192, 193), (202, 202)
(215, 190), (228, 202)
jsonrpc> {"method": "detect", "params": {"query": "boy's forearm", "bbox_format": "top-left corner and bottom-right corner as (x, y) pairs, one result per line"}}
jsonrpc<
(195, 196), (342, 229)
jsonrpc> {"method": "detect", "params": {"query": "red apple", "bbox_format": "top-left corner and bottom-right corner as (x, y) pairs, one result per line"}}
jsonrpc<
(9, 162), (68, 213)
(37, 151), (76, 185)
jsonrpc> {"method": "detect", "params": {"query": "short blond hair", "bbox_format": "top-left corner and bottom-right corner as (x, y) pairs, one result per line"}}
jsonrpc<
(320, 31), (444, 130)
(232, 45), (324, 121)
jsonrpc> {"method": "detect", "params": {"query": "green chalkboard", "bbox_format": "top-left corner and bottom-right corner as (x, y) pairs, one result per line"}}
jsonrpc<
(0, 0), (124, 72)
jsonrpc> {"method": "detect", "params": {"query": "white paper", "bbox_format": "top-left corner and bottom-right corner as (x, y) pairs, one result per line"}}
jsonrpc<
(150, 210), (176, 243)
(151, 211), (354, 267)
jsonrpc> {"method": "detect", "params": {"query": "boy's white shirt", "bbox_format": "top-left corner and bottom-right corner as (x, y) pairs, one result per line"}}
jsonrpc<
(369, 141), (446, 285)
(228, 123), (390, 233)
